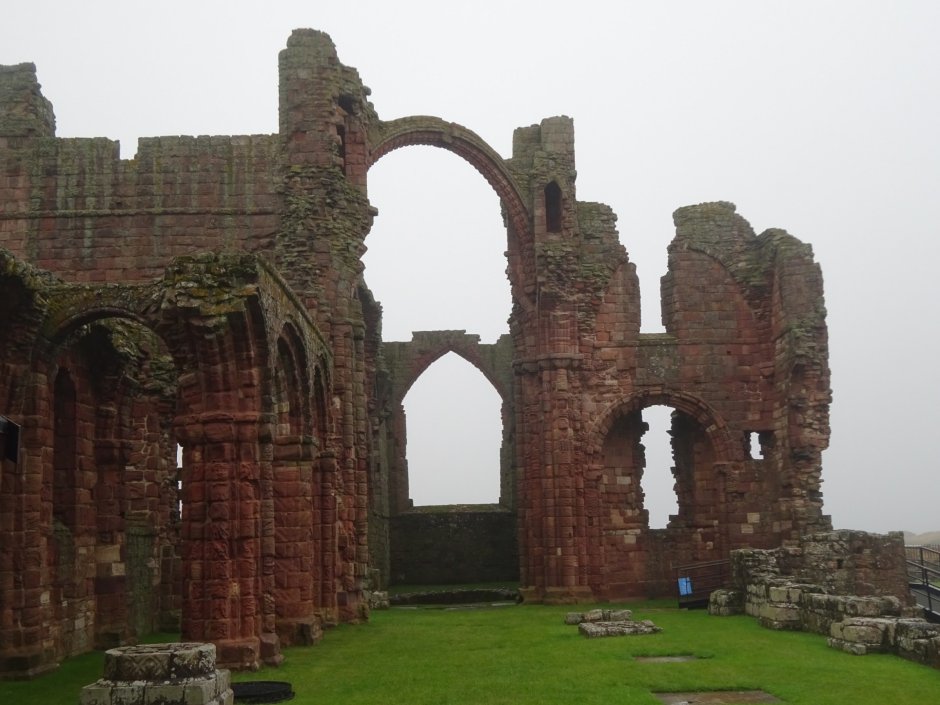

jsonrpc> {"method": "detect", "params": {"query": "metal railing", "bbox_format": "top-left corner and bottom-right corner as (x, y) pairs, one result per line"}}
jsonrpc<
(675, 559), (732, 608)
(906, 545), (940, 622)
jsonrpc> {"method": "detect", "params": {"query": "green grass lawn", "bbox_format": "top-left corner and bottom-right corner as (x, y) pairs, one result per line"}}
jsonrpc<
(2, 602), (938, 704)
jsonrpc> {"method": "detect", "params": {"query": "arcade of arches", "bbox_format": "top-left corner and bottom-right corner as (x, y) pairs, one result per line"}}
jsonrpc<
(0, 30), (831, 674)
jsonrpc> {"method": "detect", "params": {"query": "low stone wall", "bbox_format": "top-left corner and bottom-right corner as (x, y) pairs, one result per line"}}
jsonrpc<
(830, 617), (940, 667)
(709, 530), (940, 669)
(389, 505), (518, 585)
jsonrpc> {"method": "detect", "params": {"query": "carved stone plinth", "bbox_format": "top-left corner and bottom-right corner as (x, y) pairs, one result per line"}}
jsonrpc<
(80, 643), (233, 705)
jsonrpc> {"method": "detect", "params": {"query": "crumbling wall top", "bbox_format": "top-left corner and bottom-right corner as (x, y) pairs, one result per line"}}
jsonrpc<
(0, 62), (55, 139)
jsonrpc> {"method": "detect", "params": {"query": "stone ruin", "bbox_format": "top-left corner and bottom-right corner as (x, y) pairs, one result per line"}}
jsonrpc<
(709, 530), (940, 669)
(563, 608), (661, 638)
(80, 642), (233, 705)
(0, 29), (833, 674)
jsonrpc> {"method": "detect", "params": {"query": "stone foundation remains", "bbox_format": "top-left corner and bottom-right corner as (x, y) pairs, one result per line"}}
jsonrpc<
(710, 531), (940, 669)
(563, 608), (661, 638)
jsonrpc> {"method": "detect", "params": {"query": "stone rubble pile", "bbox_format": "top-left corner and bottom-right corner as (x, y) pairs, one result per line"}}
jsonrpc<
(564, 608), (661, 638)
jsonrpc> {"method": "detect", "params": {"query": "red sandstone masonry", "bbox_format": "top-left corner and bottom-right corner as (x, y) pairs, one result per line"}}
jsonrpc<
(0, 30), (831, 676)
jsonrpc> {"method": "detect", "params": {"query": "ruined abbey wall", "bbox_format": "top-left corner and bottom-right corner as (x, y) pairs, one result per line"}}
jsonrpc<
(0, 29), (831, 675)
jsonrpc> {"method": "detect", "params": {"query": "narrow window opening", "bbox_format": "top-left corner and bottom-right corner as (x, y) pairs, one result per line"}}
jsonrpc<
(746, 431), (771, 460)
(336, 123), (347, 166)
(313, 368), (328, 447)
(545, 181), (562, 232)
(403, 353), (501, 505)
(337, 94), (356, 115)
(53, 369), (78, 529)
(175, 443), (183, 521)
(641, 405), (678, 529)
(336, 95), (356, 173)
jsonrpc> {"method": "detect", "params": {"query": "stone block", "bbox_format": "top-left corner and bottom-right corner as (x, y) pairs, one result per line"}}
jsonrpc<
(578, 620), (661, 638)
(829, 617), (897, 652)
(839, 623), (886, 646)
(96, 544), (123, 564)
(182, 678), (215, 705)
(606, 609), (633, 621)
(768, 586), (789, 603)
(144, 682), (185, 704)
(708, 589), (743, 616)
(895, 618), (939, 641)
(216, 669), (231, 695)
(843, 596), (886, 617)
(582, 609), (604, 623)
(110, 684), (146, 705)
(757, 602), (800, 630)
(827, 637), (869, 656)
(80, 681), (114, 705)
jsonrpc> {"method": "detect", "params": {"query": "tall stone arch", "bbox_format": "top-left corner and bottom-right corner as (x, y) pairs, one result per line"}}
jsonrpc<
(384, 331), (511, 409)
(378, 332), (513, 511)
(369, 117), (535, 314)
(375, 332), (517, 587)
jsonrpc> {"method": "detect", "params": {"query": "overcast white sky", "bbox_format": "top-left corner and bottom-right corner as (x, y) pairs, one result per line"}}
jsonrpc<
(3, 1), (938, 533)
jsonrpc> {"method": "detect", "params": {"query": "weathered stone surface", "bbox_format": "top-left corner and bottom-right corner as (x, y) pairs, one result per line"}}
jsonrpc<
(564, 608), (634, 624)
(80, 643), (233, 705)
(578, 620), (661, 638)
(708, 589), (744, 616)
(388, 504), (518, 585)
(718, 536), (940, 668)
(0, 28), (836, 675)
(389, 588), (518, 606)
(367, 591), (390, 610)
(104, 643), (216, 681)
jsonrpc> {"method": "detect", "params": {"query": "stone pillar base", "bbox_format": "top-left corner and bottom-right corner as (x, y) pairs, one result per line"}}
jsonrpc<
(0, 652), (59, 681)
(80, 643), (234, 705)
(215, 637), (261, 671)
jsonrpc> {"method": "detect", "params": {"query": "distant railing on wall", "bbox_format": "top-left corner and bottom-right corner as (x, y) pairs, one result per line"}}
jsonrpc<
(906, 545), (940, 622)
(675, 559), (732, 608)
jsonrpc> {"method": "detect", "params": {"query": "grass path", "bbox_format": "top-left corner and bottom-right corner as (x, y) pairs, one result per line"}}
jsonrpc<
(2, 602), (938, 704)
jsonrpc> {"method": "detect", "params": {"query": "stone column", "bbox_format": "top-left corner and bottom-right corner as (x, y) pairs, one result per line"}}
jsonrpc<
(176, 411), (275, 670)
(0, 370), (56, 678)
(540, 358), (592, 603)
(272, 436), (319, 646)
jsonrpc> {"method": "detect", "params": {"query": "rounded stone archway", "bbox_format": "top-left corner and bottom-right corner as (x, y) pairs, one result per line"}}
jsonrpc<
(1, 252), (341, 673)
(579, 390), (748, 600)
(369, 116), (535, 314)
